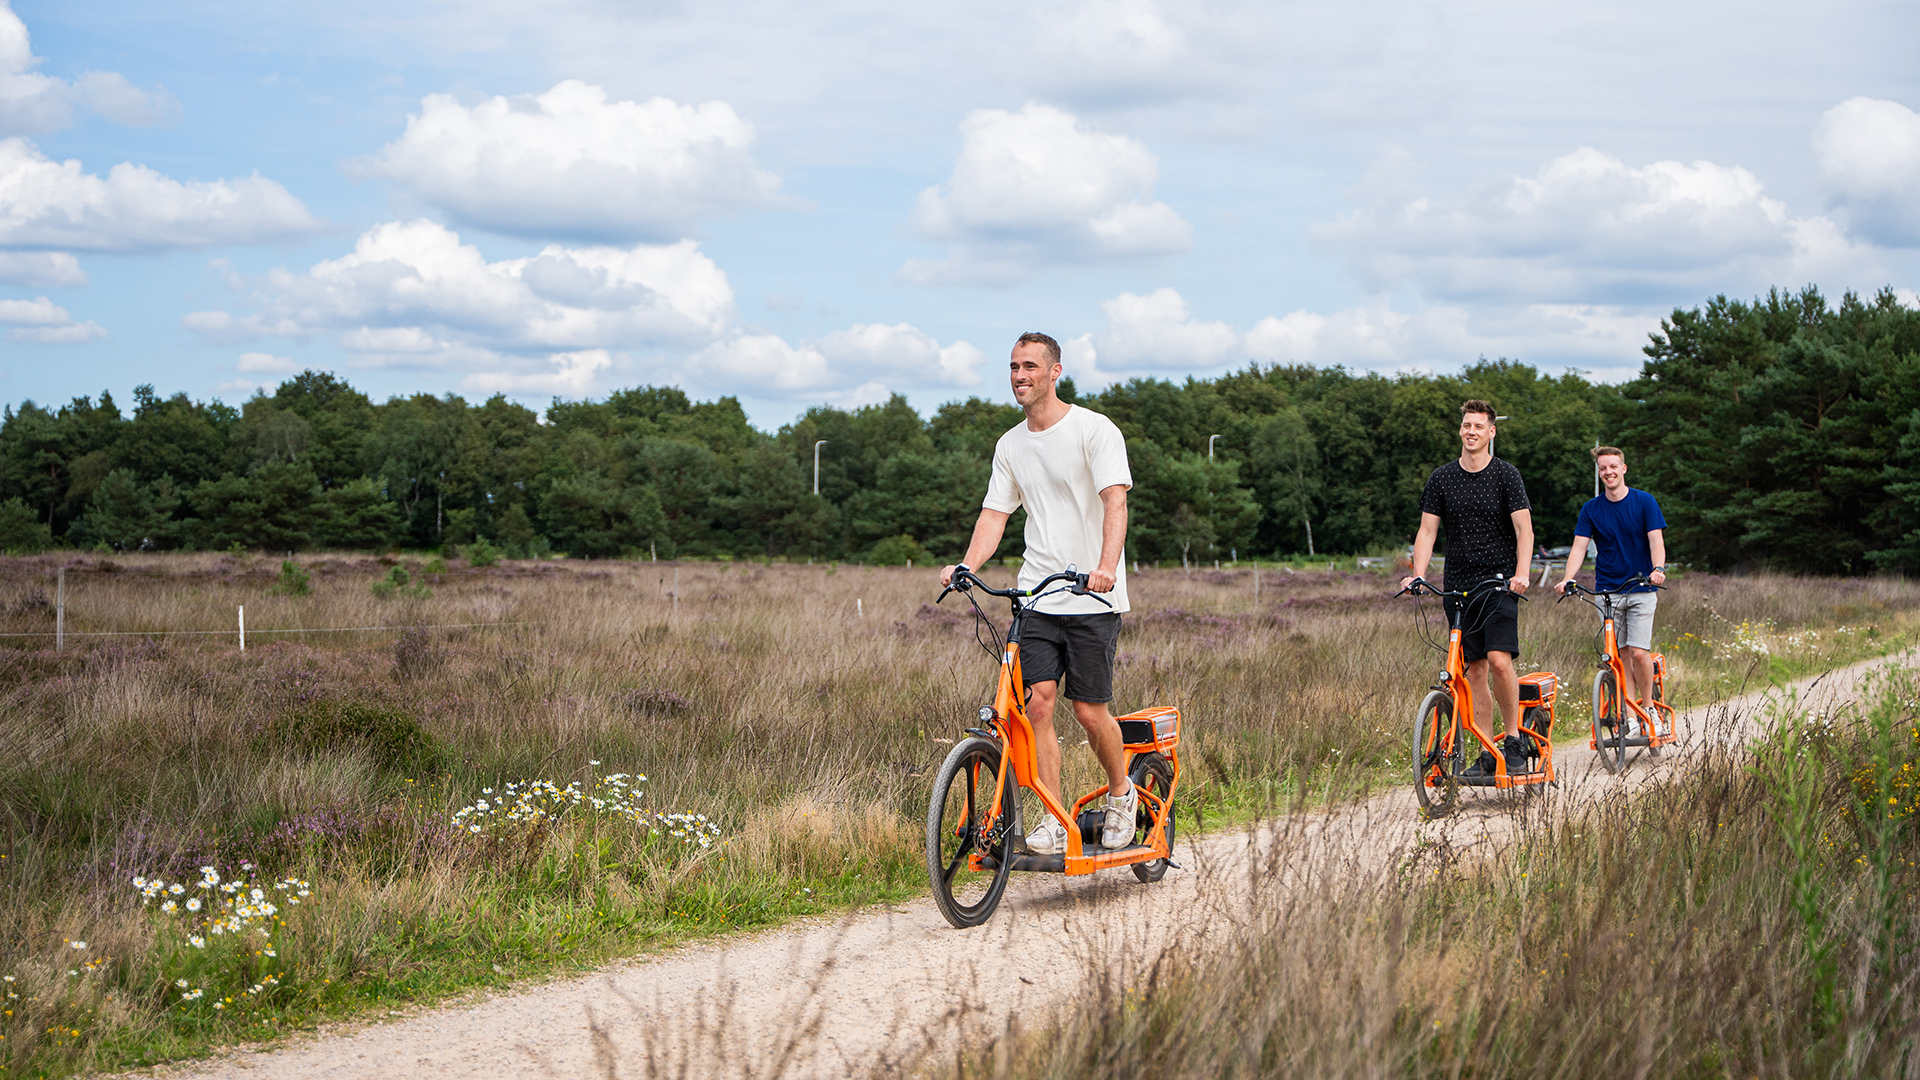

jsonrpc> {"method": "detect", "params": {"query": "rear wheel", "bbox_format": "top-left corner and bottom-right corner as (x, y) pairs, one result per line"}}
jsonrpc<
(1414, 690), (1460, 818)
(1651, 670), (1670, 746)
(1129, 752), (1176, 883)
(926, 737), (1014, 928)
(1592, 670), (1625, 774)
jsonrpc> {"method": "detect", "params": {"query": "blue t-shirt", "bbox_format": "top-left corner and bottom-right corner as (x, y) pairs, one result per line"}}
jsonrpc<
(1573, 488), (1667, 592)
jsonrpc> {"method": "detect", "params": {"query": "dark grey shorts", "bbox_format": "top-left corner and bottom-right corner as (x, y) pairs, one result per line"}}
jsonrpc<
(1019, 612), (1121, 704)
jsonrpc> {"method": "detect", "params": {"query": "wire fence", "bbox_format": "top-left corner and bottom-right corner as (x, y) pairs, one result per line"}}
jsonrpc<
(0, 564), (549, 650)
(0, 622), (532, 641)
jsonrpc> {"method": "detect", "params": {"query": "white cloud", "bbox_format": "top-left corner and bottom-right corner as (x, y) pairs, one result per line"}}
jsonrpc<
(188, 219), (734, 354)
(0, 249), (82, 286)
(0, 136), (321, 251)
(0, 2), (177, 135)
(364, 80), (782, 241)
(236, 351), (297, 373)
(464, 349), (613, 396)
(1030, 0), (1240, 109)
(903, 103), (1191, 284)
(0, 294), (104, 342)
(1315, 147), (1876, 305)
(1060, 286), (1656, 389)
(1242, 300), (1649, 377)
(187, 219), (987, 403)
(1068, 288), (1236, 377)
(691, 322), (985, 394)
(1815, 96), (1920, 246)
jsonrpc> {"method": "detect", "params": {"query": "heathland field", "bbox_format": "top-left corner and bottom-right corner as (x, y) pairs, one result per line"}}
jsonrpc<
(1, 552), (1916, 1077)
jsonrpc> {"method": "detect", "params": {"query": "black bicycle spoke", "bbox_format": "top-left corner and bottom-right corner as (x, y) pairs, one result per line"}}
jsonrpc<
(942, 834), (974, 885)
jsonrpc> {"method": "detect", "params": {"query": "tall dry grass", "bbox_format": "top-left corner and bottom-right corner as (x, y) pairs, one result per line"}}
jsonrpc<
(0, 552), (1914, 1075)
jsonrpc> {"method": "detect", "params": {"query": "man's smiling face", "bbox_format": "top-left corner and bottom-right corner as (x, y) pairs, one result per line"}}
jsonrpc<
(1009, 342), (1058, 408)
(1459, 411), (1494, 453)
(1598, 454), (1627, 492)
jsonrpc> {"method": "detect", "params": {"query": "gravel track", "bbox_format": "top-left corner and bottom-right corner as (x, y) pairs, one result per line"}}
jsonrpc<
(127, 650), (1914, 1080)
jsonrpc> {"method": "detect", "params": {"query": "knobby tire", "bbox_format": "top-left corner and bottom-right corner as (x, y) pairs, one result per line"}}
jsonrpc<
(1414, 690), (1460, 818)
(1593, 669), (1625, 774)
(1129, 752), (1176, 883)
(926, 737), (1014, 928)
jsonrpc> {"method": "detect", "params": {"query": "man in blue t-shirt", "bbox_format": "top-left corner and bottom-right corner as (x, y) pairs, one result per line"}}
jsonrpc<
(1554, 446), (1668, 713)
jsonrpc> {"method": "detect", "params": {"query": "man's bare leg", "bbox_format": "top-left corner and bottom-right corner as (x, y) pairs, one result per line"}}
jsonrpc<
(1028, 680), (1066, 806)
(1029, 682), (1130, 806)
(1466, 655), (1522, 740)
(1072, 699), (1131, 794)
(1624, 646), (1654, 707)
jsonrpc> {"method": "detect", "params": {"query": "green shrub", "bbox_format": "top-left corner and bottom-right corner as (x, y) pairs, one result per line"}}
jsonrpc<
(268, 700), (443, 775)
(370, 565), (431, 600)
(270, 559), (312, 596)
(867, 534), (931, 567)
(462, 537), (501, 568)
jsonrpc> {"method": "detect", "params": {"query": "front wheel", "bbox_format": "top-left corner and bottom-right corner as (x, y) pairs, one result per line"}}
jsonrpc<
(1129, 752), (1176, 883)
(1414, 690), (1460, 818)
(1592, 670), (1625, 774)
(926, 737), (1014, 928)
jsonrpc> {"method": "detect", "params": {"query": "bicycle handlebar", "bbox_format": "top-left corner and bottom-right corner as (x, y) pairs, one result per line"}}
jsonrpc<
(1395, 576), (1525, 602)
(937, 565), (1113, 609)
(1556, 574), (1667, 603)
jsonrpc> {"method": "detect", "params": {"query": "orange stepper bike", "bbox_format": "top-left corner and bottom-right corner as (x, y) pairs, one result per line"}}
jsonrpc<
(1558, 575), (1674, 773)
(1399, 576), (1558, 818)
(925, 566), (1180, 928)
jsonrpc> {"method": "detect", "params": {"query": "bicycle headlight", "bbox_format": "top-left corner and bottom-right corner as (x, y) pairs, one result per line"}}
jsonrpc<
(977, 706), (996, 723)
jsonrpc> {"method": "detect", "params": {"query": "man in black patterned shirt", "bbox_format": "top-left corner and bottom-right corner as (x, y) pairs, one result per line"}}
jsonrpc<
(1400, 399), (1535, 775)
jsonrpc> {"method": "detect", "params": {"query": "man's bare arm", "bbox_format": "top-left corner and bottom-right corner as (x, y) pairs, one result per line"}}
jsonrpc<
(1509, 508), (1533, 593)
(1400, 512), (1441, 589)
(1089, 484), (1128, 592)
(942, 508), (1011, 586)
(1556, 536), (1591, 594)
(1648, 528), (1667, 586)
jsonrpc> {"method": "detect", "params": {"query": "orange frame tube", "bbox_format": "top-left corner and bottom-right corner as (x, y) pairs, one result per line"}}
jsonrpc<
(974, 640), (1179, 874)
(1428, 621), (1554, 791)
(1591, 611), (1677, 750)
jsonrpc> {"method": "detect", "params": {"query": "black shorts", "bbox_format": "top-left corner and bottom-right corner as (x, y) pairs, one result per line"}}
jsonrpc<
(1019, 612), (1121, 704)
(1443, 589), (1521, 664)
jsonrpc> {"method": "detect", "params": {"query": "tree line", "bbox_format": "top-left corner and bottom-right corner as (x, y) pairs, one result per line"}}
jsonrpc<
(2, 286), (1915, 574)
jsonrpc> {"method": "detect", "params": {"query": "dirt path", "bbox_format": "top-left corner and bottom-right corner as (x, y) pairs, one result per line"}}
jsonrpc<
(133, 650), (1914, 1080)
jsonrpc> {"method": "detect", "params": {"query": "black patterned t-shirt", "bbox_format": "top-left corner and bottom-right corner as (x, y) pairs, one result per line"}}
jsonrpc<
(1418, 457), (1531, 590)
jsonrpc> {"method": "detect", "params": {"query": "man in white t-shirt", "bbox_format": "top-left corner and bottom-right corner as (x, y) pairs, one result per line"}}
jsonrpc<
(939, 332), (1136, 853)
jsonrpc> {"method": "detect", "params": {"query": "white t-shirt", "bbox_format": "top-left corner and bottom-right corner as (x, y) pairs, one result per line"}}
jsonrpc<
(982, 405), (1133, 615)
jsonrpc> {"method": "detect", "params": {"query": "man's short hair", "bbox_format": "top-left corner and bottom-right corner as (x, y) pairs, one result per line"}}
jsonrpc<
(1592, 445), (1626, 464)
(1460, 399), (1496, 423)
(1015, 332), (1061, 365)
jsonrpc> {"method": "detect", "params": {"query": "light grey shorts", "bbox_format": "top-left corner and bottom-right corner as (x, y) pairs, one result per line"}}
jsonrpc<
(1612, 592), (1658, 651)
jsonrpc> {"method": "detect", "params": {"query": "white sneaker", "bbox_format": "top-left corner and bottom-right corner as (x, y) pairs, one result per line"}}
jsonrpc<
(1024, 814), (1068, 855)
(1101, 781), (1138, 849)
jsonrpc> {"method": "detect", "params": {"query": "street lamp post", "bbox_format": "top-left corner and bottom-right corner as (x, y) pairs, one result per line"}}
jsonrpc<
(1208, 434), (1221, 460)
(813, 440), (828, 495)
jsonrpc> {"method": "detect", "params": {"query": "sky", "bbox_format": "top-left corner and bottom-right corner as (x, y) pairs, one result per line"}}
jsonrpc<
(2, 0), (1918, 429)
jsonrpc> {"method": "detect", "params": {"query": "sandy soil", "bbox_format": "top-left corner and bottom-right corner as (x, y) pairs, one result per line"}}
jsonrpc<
(124, 649), (1915, 1080)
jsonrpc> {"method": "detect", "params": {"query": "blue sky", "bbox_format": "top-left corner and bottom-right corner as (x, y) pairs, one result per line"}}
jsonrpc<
(3, 0), (1918, 428)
